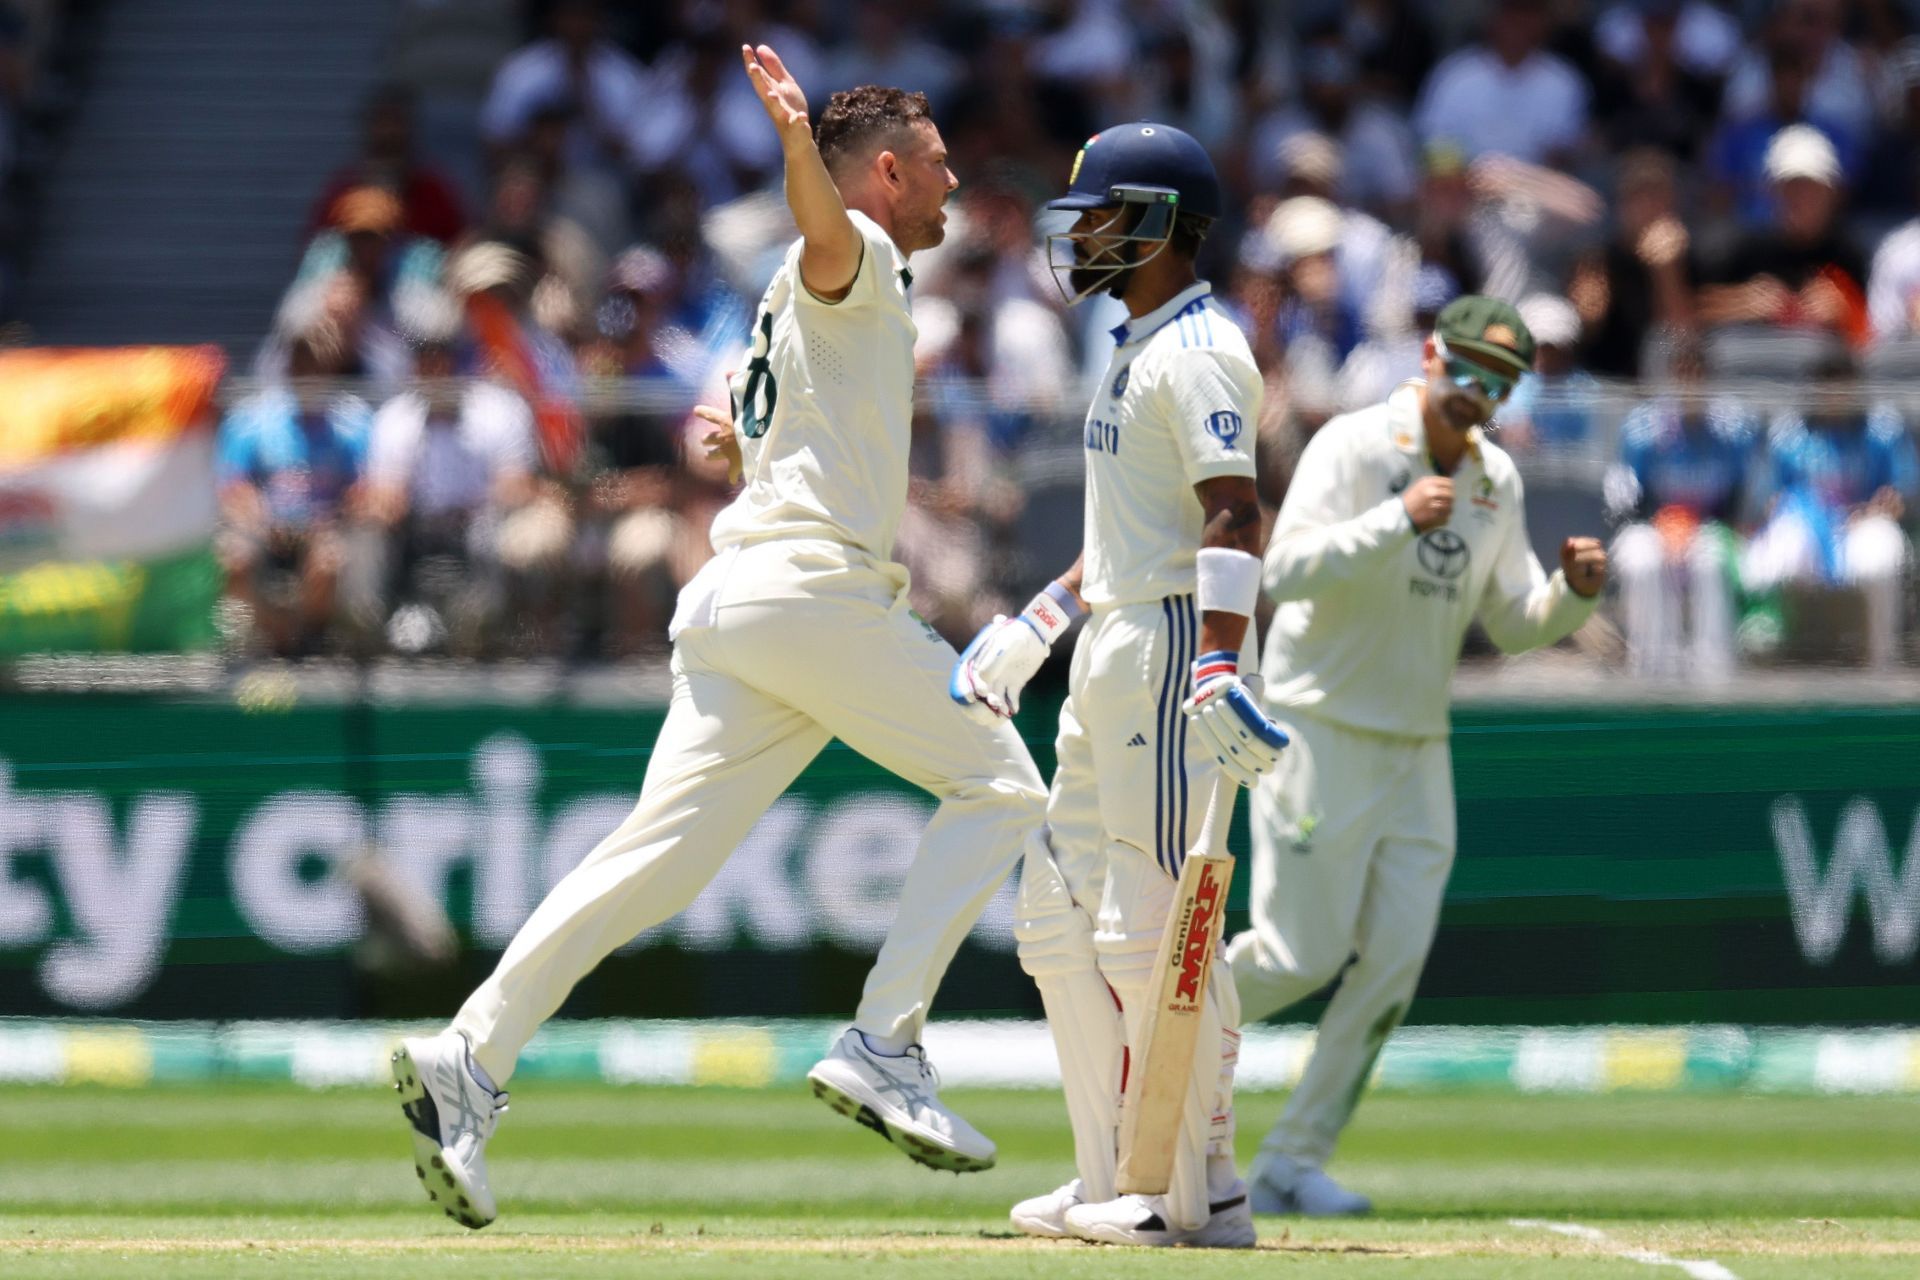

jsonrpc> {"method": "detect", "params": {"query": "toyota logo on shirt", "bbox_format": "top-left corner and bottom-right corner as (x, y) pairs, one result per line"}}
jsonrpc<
(1417, 528), (1470, 579)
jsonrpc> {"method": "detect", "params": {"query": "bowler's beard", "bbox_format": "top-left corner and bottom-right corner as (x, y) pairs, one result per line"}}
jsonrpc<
(896, 204), (946, 254)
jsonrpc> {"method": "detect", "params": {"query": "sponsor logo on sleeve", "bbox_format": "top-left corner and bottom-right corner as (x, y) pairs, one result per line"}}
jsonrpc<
(1206, 410), (1243, 449)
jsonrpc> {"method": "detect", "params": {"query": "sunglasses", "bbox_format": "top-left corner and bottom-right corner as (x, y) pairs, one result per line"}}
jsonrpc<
(1433, 332), (1519, 403)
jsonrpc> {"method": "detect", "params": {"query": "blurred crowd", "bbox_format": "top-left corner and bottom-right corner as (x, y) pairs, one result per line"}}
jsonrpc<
(0, 0), (86, 322)
(213, 0), (1920, 673)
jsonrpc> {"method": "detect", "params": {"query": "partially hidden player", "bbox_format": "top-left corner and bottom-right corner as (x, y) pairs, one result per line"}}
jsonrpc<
(392, 44), (1047, 1228)
(1225, 297), (1608, 1215)
(951, 122), (1287, 1248)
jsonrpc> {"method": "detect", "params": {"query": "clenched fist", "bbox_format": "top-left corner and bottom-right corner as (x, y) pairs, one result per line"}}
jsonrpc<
(1561, 536), (1608, 598)
(1402, 476), (1454, 532)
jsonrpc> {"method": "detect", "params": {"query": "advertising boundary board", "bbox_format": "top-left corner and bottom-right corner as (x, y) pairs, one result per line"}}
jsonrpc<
(1, 695), (1916, 1023)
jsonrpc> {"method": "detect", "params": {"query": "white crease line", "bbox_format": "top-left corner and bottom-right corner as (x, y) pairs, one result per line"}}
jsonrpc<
(1509, 1219), (1739, 1280)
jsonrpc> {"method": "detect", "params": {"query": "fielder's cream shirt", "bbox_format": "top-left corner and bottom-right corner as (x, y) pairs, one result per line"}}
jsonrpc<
(1261, 382), (1596, 739)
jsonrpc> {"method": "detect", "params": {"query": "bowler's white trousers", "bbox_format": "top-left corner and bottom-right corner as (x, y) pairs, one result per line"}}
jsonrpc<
(1224, 709), (1454, 1169)
(454, 540), (1046, 1084)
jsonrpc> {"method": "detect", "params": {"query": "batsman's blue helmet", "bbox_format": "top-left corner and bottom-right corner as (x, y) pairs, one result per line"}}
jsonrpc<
(1046, 122), (1223, 222)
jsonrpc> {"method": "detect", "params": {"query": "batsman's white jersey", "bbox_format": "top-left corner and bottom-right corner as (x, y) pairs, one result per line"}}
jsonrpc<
(1018, 282), (1259, 1228)
(1227, 381), (1595, 1172)
(452, 214), (1045, 1087)
(1080, 283), (1263, 607)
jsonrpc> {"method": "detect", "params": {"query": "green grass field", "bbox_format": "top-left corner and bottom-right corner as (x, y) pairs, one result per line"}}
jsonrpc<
(2, 1082), (1916, 1277)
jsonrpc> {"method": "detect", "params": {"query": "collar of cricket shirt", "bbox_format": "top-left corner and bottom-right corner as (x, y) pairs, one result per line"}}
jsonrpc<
(1108, 281), (1214, 347)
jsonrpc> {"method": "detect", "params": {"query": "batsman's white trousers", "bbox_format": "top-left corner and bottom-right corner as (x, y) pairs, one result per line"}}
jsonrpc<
(1224, 710), (1453, 1170)
(454, 540), (1046, 1084)
(1030, 595), (1240, 1224)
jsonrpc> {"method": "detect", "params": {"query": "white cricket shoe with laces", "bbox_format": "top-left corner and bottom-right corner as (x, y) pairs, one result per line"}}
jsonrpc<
(1063, 1181), (1257, 1248)
(1010, 1178), (1086, 1238)
(391, 1030), (508, 1229)
(1249, 1153), (1372, 1216)
(806, 1029), (996, 1172)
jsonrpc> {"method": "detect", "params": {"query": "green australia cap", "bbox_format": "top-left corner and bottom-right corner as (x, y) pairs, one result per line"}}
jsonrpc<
(1434, 295), (1536, 375)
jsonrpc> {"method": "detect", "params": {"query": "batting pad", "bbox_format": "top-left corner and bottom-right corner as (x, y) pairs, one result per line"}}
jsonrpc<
(1015, 834), (1125, 1202)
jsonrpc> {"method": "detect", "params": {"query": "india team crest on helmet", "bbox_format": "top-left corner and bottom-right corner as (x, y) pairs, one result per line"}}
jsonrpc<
(1206, 410), (1242, 448)
(1070, 135), (1097, 185)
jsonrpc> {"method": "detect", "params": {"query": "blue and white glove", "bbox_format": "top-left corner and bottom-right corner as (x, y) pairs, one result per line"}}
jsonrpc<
(1182, 650), (1288, 787)
(950, 583), (1083, 725)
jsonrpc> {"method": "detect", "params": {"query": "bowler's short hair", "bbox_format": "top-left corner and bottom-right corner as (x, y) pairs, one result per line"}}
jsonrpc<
(815, 86), (935, 176)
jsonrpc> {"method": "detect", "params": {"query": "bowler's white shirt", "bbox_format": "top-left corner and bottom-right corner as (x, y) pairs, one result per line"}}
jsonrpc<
(1262, 383), (1596, 739)
(1079, 282), (1261, 607)
(709, 210), (918, 563)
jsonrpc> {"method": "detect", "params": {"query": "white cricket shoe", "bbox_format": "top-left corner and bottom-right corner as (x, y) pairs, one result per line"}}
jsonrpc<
(1063, 1182), (1257, 1248)
(391, 1030), (508, 1229)
(1249, 1154), (1372, 1216)
(806, 1030), (996, 1173)
(1010, 1179), (1086, 1238)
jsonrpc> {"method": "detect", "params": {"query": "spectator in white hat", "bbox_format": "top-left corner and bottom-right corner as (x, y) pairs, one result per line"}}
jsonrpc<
(1502, 293), (1601, 449)
(1264, 167), (1395, 340)
(1698, 124), (1867, 344)
(1707, 41), (1864, 229)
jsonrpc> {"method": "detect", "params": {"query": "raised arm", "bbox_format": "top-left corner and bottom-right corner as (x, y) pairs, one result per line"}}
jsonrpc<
(741, 43), (862, 300)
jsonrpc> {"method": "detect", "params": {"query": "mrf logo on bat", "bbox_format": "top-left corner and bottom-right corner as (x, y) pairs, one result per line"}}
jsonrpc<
(1171, 860), (1226, 1006)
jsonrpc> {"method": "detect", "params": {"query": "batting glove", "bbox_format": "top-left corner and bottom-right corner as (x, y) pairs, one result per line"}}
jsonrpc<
(1182, 651), (1288, 787)
(949, 584), (1082, 725)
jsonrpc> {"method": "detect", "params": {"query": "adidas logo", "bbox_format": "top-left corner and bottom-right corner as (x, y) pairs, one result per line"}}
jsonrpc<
(1126, 733), (1147, 747)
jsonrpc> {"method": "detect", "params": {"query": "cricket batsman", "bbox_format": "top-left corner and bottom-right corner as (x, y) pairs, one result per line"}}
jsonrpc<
(1226, 296), (1609, 1215)
(951, 122), (1287, 1248)
(390, 45), (1047, 1229)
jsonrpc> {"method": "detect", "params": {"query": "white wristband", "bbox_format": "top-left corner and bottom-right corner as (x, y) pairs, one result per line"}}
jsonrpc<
(1019, 581), (1084, 645)
(1196, 547), (1261, 617)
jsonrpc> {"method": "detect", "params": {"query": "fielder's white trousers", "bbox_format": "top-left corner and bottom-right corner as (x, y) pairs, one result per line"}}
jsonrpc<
(1225, 710), (1453, 1170)
(453, 540), (1046, 1084)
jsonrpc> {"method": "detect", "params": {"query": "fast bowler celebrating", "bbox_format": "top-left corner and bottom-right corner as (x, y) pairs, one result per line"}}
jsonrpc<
(952, 122), (1287, 1249)
(391, 45), (1046, 1229)
(1226, 297), (1608, 1216)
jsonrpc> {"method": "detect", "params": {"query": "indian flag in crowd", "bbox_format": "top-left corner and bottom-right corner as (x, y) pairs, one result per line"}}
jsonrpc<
(0, 346), (226, 654)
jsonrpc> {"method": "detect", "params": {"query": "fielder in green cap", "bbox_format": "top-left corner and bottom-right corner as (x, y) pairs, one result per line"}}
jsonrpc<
(1219, 293), (1608, 1218)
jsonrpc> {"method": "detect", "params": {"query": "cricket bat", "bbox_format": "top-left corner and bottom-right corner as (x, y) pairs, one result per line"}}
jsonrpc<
(1115, 776), (1236, 1195)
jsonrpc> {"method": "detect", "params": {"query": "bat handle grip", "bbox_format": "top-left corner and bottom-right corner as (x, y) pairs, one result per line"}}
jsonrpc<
(1193, 773), (1237, 861)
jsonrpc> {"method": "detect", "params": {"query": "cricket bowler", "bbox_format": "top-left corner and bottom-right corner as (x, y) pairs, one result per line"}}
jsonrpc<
(1226, 296), (1609, 1215)
(951, 122), (1287, 1248)
(391, 45), (1047, 1229)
